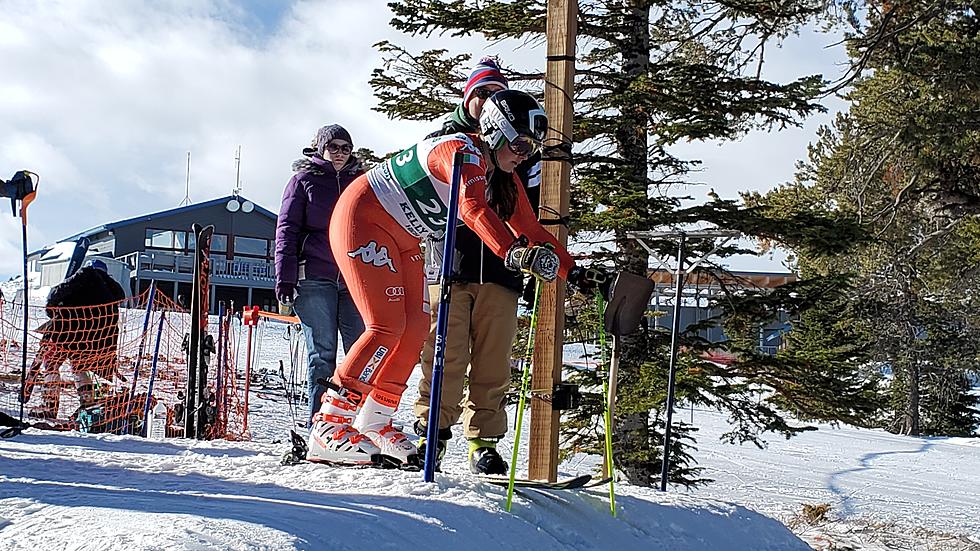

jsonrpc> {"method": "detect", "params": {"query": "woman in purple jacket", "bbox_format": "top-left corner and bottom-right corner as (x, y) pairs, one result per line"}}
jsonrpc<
(275, 124), (365, 428)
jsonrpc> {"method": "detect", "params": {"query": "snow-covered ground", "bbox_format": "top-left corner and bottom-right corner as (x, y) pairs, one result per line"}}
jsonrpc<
(2, 317), (979, 550)
(0, 429), (807, 551)
(689, 407), (980, 550)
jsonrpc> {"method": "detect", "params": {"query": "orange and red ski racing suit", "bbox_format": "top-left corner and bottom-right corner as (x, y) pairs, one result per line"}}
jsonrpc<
(328, 132), (574, 410)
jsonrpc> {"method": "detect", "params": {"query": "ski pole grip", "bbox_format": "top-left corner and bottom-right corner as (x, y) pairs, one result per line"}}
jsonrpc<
(243, 305), (260, 326)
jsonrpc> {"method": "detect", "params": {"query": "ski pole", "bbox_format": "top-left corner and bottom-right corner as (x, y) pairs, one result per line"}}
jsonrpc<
(141, 311), (167, 436)
(7, 171), (38, 429)
(596, 293), (617, 517)
(215, 301), (225, 436)
(423, 151), (465, 483)
(506, 279), (542, 511)
(125, 282), (157, 432)
(223, 307), (234, 434)
(242, 306), (259, 436)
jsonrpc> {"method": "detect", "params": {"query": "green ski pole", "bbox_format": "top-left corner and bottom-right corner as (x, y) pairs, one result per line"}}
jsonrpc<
(506, 279), (542, 512)
(596, 293), (616, 516)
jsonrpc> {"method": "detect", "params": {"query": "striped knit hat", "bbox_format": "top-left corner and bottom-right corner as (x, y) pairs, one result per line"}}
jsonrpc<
(462, 57), (509, 109)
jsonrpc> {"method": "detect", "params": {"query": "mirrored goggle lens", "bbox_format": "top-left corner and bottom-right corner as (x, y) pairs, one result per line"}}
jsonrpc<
(508, 136), (539, 156)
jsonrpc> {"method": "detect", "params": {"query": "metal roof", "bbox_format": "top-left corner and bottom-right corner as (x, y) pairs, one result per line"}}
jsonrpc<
(31, 195), (276, 257)
(66, 195), (275, 240)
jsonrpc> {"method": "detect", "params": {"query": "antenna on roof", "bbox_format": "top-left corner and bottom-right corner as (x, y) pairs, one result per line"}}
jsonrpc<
(179, 152), (192, 206)
(233, 145), (243, 197)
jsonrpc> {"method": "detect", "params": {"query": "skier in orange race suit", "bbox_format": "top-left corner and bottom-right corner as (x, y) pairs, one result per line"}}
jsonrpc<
(307, 90), (598, 467)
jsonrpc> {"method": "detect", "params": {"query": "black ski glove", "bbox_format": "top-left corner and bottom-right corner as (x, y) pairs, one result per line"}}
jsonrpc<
(568, 266), (613, 300)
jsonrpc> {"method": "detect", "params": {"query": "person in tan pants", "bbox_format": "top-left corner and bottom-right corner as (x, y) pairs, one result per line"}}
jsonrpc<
(413, 58), (555, 475)
(415, 280), (519, 470)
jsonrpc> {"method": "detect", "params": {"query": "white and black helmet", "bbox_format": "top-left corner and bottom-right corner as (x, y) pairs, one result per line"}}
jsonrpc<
(479, 90), (547, 156)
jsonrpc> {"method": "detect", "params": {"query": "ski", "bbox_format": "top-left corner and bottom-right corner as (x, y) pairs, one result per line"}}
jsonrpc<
(280, 430), (385, 468)
(583, 476), (614, 489)
(483, 474), (593, 491)
(184, 223), (214, 439)
(64, 236), (90, 278)
(0, 411), (72, 438)
(279, 430), (425, 470)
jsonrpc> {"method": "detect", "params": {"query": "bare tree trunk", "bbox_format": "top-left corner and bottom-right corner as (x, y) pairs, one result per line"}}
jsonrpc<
(908, 355), (920, 436)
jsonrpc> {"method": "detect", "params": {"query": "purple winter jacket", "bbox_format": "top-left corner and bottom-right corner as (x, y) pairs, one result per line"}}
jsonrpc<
(274, 151), (363, 298)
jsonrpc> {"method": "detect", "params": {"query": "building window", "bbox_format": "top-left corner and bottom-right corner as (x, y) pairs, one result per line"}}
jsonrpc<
(145, 229), (176, 249)
(213, 234), (229, 253)
(174, 231), (190, 251)
(234, 236), (268, 257)
(188, 232), (228, 253)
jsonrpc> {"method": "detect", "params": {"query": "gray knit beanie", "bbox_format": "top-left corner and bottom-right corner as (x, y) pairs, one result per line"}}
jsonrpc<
(308, 124), (353, 158)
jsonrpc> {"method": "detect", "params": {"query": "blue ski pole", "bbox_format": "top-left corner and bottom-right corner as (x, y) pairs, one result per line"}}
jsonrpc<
(125, 282), (157, 430)
(423, 151), (465, 483)
(141, 311), (167, 437)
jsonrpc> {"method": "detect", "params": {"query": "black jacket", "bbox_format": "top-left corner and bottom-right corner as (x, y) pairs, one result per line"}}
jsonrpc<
(45, 267), (126, 380)
(426, 106), (541, 292)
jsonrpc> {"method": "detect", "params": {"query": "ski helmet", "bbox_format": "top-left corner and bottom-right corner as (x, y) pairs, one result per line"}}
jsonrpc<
(479, 90), (547, 157)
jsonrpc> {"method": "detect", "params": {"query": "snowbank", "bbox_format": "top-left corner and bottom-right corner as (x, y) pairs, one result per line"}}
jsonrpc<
(0, 430), (808, 551)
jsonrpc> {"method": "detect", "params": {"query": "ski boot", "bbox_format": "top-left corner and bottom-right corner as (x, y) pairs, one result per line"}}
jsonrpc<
(353, 389), (420, 469)
(306, 388), (380, 466)
(413, 420), (451, 472)
(468, 438), (508, 475)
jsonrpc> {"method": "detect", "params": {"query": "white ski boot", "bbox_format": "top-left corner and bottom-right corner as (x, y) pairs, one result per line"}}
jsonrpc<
(306, 389), (380, 466)
(352, 389), (420, 469)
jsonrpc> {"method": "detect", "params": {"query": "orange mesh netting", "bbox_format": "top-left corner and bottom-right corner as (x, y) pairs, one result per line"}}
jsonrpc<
(0, 288), (248, 440)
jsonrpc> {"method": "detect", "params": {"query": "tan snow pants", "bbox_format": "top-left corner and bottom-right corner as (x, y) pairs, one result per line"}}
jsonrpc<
(414, 282), (519, 439)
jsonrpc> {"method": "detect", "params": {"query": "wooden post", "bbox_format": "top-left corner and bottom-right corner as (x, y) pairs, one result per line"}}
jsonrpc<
(528, 0), (577, 482)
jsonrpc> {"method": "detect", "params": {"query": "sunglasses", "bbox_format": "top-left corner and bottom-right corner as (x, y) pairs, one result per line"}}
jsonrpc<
(506, 135), (540, 157)
(326, 143), (353, 154)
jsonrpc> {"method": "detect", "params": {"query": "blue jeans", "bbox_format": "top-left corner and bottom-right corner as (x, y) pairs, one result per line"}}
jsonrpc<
(293, 278), (364, 427)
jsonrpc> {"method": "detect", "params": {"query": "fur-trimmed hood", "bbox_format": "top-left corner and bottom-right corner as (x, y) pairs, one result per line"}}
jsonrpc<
(291, 152), (362, 177)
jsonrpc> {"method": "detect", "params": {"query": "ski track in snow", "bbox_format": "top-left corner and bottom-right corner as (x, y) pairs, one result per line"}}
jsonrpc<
(687, 407), (980, 549)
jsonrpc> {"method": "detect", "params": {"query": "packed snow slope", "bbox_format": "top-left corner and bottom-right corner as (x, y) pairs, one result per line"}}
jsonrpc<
(0, 430), (807, 551)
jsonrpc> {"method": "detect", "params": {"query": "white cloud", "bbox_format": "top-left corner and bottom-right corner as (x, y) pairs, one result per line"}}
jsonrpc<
(0, 0), (434, 277)
(0, 1), (849, 277)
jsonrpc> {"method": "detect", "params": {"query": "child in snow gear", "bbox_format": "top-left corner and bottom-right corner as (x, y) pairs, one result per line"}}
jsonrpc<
(275, 124), (366, 428)
(309, 90), (585, 468)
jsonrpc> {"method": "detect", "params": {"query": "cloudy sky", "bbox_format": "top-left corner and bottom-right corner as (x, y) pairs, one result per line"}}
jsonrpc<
(0, 0), (848, 278)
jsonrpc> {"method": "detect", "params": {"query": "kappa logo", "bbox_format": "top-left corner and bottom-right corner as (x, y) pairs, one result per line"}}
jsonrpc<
(357, 346), (389, 383)
(348, 241), (396, 273)
(385, 286), (405, 301)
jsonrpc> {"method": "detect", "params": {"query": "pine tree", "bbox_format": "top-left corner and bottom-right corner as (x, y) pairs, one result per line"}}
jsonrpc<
(372, 1), (881, 485)
(754, 4), (980, 436)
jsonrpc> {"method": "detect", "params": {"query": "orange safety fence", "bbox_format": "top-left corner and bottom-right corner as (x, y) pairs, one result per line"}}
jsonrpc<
(0, 287), (249, 440)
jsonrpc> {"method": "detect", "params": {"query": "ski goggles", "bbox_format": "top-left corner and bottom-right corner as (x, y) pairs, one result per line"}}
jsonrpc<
(507, 135), (540, 157)
(473, 87), (498, 100)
